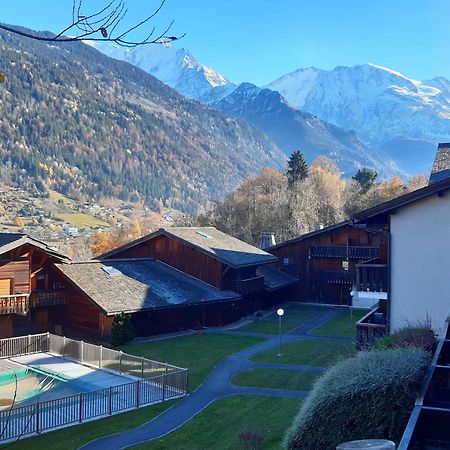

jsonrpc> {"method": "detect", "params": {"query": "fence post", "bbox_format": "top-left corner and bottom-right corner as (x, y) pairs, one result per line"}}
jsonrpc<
(79, 392), (83, 423)
(80, 340), (84, 362)
(119, 351), (123, 373)
(162, 365), (168, 401)
(63, 336), (66, 357)
(136, 381), (140, 408)
(99, 345), (103, 368)
(141, 357), (144, 378)
(108, 386), (112, 415)
(36, 400), (40, 434)
(27, 334), (31, 353)
(46, 331), (50, 352)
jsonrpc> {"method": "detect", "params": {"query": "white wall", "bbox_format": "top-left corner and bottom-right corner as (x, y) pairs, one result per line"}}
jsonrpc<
(390, 194), (450, 336)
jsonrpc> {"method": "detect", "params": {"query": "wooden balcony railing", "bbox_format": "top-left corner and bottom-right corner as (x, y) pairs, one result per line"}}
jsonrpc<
(0, 290), (66, 315)
(356, 264), (388, 292)
(309, 245), (379, 260)
(0, 294), (30, 315)
(356, 307), (388, 350)
(326, 271), (356, 285)
(30, 290), (66, 307)
(235, 276), (265, 295)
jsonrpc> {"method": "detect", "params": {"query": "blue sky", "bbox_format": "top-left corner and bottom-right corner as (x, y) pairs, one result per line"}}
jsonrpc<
(2, 0), (450, 84)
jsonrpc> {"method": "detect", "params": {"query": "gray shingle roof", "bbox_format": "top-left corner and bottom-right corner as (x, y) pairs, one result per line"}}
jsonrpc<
(0, 232), (69, 261)
(100, 227), (278, 268)
(256, 266), (298, 291)
(55, 258), (240, 315)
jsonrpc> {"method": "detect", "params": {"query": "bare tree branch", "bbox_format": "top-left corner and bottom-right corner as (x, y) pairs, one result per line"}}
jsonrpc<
(0, 0), (184, 47)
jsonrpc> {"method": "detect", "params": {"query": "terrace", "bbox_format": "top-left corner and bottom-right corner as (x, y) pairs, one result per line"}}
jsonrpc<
(0, 333), (188, 443)
(0, 290), (66, 316)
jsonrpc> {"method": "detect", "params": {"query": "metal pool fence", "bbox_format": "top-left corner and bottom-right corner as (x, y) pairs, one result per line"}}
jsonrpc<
(0, 333), (188, 442)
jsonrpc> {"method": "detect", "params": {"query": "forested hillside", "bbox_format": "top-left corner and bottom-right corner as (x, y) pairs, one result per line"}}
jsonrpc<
(0, 27), (285, 212)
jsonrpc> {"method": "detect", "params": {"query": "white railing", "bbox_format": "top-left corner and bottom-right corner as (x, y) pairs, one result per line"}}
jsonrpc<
(0, 333), (188, 442)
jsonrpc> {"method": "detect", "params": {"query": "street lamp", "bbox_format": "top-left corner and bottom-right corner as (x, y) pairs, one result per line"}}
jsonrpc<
(277, 308), (284, 356)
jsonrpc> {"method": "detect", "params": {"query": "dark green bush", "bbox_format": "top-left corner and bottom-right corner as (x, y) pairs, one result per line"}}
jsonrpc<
(374, 326), (436, 353)
(284, 348), (431, 450)
(111, 313), (135, 347)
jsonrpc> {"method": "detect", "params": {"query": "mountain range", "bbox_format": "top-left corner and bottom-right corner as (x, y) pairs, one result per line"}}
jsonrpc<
(99, 43), (450, 176)
(0, 26), (284, 213)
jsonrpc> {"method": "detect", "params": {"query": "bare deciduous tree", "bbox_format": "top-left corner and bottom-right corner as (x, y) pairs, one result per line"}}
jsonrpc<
(0, 0), (185, 48)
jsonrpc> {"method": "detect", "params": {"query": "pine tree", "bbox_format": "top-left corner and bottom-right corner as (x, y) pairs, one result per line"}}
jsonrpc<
(286, 150), (308, 185)
(352, 167), (378, 193)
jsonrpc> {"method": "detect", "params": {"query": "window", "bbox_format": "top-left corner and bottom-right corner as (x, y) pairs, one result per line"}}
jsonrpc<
(342, 261), (349, 271)
(282, 258), (290, 267)
(36, 274), (46, 290)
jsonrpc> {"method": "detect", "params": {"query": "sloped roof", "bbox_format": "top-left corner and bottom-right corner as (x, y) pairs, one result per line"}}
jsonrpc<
(0, 233), (69, 261)
(354, 176), (450, 223)
(268, 220), (354, 251)
(256, 266), (298, 291)
(55, 258), (240, 315)
(100, 227), (278, 268)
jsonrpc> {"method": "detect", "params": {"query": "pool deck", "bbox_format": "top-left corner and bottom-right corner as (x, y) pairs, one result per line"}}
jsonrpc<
(9, 353), (135, 391)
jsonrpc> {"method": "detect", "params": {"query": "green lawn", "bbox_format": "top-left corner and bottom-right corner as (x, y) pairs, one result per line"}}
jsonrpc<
(235, 319), (301, 335)
(122, 334), (265, 392)
(2, 400), (177, 450)
(266, 310), (320, 321)
(250, 339), (356, 367)
(232, 368), (322, 391)
(311, 309), (368, 337)
(57, 213), (109, 228)
(132, 396), (303, 450)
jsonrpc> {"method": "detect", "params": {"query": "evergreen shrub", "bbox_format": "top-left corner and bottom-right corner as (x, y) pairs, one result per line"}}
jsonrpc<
(111, 313), (135, 346)
(284, 348), (431, 449)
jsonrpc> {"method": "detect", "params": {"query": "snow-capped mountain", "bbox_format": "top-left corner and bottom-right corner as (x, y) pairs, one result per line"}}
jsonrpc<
(267, 64), (450, 173)
(213, 83), (401, 177)
(96, 42), (236, 103)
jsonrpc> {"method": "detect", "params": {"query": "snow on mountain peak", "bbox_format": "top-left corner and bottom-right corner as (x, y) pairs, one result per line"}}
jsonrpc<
(95, 42), (235, 103)
(267, 63), (450, 146)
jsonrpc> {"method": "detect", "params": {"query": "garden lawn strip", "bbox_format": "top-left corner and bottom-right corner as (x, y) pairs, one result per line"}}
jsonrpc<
(250, 339), (356, 366)
(130, 396), (303, 450)
(232, 368), (322, 391)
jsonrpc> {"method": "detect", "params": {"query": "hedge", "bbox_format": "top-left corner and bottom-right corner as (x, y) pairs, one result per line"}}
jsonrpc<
(284, 348), (431, 449)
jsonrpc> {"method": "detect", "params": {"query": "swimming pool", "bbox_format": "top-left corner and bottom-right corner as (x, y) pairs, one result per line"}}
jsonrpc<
(0, 367), (60, 408)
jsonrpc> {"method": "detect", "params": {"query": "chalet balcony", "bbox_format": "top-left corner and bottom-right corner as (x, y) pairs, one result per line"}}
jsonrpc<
(30, 289), (66, 307)
(356, 264), (388, 292)
(326, 271), (356, 285)
(235, 276), (265, 295)
(0, 294), (30, 315)
(0, 290), (66, 315)
(356, 307), (388, 350)
(309, 245), (379, 260)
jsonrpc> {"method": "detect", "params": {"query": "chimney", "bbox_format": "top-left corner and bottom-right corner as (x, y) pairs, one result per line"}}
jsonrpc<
(429, 143), (450, 185)
(259, 232), (276, 250)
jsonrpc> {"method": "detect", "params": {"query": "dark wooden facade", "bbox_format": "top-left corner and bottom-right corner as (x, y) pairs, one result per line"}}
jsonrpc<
(0, 243), (68, 339)
(105, 234), (265, 296)
(270, 223), (388, 305)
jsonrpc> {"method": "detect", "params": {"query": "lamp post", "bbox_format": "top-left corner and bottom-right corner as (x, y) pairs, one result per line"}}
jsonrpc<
(349, 290), (355, 328)
(277, 308), (284, 356)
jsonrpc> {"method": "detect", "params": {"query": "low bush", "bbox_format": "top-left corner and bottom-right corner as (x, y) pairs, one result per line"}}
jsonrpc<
(374, 326), (436, 353)
(284, 348), (431, 449)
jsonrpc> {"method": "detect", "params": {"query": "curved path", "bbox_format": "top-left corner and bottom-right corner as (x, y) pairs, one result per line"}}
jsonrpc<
(81, 306), (349, 450)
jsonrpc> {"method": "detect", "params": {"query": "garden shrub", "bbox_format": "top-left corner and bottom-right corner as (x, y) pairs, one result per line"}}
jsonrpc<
(284, 348), (431, 450)
(111, 313), (135, 346)
(374, 326), (435, 353)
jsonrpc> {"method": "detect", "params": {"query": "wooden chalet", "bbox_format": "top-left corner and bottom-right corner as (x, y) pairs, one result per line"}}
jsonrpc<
(0, 233), (69, 338)
(54, 258), (241, 340)
(99, 227), (296, 312)
(268, 221), (388, 306)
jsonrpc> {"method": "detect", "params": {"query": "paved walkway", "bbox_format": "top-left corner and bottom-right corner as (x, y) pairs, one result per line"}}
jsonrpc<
(81, 306), (350, 450)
